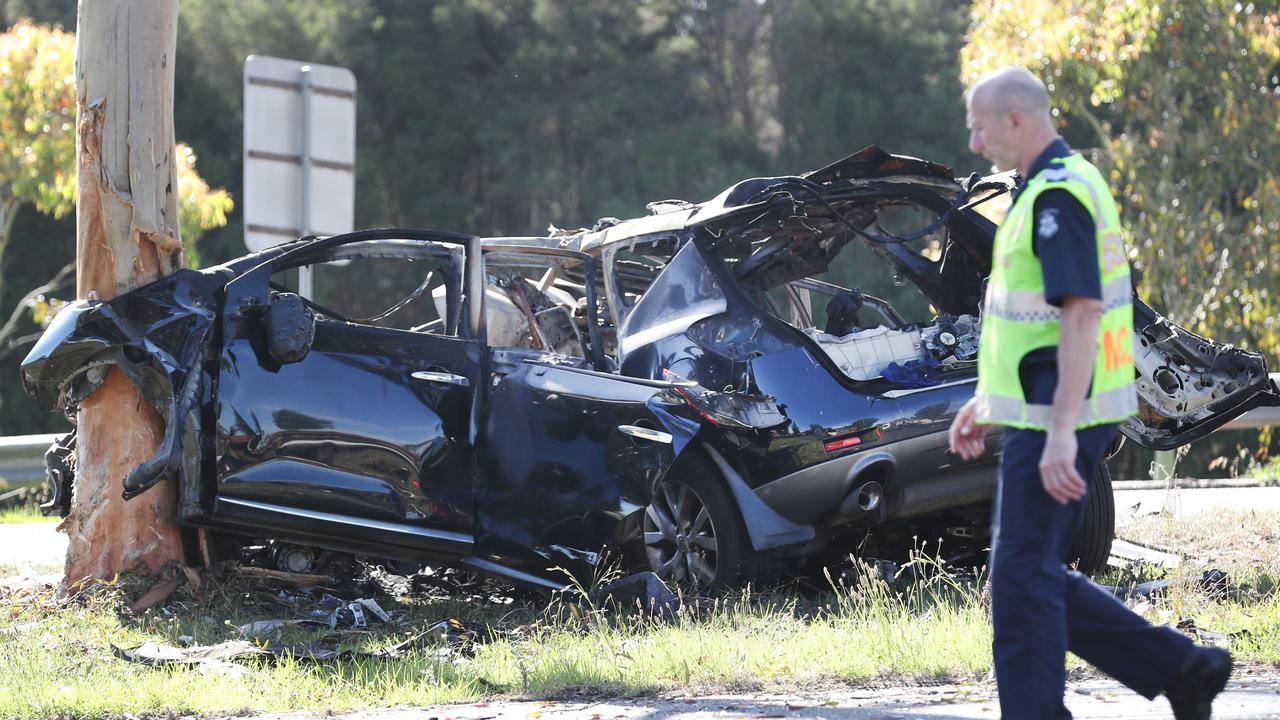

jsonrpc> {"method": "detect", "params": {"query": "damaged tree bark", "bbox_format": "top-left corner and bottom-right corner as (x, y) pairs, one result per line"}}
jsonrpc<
(66, 0), (186, 585)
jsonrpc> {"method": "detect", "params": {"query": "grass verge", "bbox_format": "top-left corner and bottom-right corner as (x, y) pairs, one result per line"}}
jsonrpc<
(0, 565), (994, 718)
(0, 509), (1275, 718)
(0, 506), (57, 524)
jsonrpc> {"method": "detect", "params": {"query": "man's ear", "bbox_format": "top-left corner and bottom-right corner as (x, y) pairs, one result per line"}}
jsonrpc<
(1008, 108), (1023, 130)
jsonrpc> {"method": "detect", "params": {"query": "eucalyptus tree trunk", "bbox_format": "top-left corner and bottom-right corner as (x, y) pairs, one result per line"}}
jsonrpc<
(67, 0), (186, 585)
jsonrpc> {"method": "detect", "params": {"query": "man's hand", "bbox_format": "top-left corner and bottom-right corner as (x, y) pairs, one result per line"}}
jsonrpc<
(1039, 428), (1087, 504)
(948, 397), (990, 460)
(1040, 294), (1102, 505)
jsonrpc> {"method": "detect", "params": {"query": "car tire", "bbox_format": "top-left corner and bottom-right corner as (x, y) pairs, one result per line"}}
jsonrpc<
(1067, 462), (1115, 577)
(643, 454), (753, 591)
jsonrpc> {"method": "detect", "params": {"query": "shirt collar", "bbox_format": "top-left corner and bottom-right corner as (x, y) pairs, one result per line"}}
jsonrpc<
(1014, 137), (1075, 198)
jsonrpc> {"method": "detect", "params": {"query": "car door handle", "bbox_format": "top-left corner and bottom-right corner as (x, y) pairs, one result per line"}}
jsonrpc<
(411, 371), (470, 387)
(617, 425), (673, 444)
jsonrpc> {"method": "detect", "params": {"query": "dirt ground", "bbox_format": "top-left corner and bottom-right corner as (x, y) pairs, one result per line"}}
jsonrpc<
(243, 670), (1280, 719)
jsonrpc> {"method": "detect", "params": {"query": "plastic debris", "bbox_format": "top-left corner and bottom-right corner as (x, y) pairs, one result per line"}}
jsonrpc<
(328, 597), (390, 629)
(1108, 539), (1183, 569)
(1198, 569), (1230, 598)
(598, 571), (679, 619)
(237, 619), (290, 637)
(1176, 618), (1232, 648)
(233, 596), (391, 638)
(111, 615), (499, 667)
(1106, 569), (1233, 602)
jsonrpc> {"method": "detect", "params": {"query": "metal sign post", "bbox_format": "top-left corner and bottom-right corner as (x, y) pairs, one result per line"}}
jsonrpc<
(243, 56), (356, 298)
(298, 65), (314, 297)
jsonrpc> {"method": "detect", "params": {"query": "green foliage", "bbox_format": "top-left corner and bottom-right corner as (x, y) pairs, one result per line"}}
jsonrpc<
(769, 0), (976, 173)
(175, 143), (234, 268)
(0, 18), (75, 220)
(176, 0), (977, 254)
(175, 0), (766, 247)
(0, 18), (233, 264)
(1250, 453), (1280, 485)
(0, 504), (56, 523)
(964, 1), (1280, 358)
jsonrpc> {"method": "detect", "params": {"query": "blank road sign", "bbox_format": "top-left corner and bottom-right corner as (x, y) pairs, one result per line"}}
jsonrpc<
(243, 55), (356, 252)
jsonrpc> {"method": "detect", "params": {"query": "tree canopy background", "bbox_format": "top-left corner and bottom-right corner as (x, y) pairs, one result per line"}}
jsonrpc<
(965, 0), (1280, 375)
(2, 0), (1277, 478)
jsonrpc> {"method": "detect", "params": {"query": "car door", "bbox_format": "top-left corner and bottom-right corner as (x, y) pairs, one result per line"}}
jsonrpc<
(211, 230), (483, 559)
(468, 244), (690, 585)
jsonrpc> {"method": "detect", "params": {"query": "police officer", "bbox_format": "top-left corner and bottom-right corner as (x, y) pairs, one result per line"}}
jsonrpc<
(948, 67), (1232, 719)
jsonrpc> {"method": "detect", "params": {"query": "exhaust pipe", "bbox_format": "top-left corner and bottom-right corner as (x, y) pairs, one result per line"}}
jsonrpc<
(854, 481), (882, 512)
(839, 480), (883, 516)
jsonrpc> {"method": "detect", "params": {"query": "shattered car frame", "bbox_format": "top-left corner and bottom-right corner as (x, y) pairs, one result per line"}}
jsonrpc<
(24, 147), (1280, 591)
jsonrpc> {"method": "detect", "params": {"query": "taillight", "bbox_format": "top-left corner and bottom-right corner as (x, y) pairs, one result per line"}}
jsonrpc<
(674, 386), (721, 425)
(823, 436), (861, 452)
(824, 427), (882, 453)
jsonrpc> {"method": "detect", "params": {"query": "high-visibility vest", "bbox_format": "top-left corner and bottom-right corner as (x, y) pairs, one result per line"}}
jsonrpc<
(973, 152), (1137, 430)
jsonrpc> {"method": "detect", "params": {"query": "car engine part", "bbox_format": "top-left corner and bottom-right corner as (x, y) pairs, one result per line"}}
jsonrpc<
(921, 313), (980, 365)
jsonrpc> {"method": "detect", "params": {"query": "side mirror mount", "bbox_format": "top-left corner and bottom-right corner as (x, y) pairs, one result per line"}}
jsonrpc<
(266, 292), (315, 364)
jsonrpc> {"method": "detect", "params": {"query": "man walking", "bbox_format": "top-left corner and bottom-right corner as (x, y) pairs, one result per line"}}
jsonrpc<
(948, 67), (1232, 719)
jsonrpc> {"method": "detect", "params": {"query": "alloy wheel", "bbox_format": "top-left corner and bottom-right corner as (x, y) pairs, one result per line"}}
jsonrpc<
(643, 479), (719, 587)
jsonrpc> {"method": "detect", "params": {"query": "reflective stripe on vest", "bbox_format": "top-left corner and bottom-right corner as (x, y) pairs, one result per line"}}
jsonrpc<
(974, 153), (1137, 430)
(982, 275), (1134, 323)
(973, 385), (1135, 430)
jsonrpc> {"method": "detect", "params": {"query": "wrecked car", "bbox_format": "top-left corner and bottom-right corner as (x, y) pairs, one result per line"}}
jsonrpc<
(22, 146), (1280, 592)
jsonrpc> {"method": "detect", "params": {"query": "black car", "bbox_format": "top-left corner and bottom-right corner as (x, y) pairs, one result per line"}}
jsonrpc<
(22, 147), (1279, 591)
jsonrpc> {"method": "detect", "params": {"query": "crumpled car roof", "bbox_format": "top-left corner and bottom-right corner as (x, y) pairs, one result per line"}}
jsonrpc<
(558, 145), (966, 255)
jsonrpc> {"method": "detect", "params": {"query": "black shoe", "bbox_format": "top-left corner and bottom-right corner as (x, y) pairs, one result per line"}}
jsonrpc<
(1165, 646), (1233, 720)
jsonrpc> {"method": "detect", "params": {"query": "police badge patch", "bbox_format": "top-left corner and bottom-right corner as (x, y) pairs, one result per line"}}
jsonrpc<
(1036, 208), (1060, 238)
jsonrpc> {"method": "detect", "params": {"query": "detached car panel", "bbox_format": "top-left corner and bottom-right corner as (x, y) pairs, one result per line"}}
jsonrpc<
(1125, 299), (1277, 449)
(24, 148), (1280, 590)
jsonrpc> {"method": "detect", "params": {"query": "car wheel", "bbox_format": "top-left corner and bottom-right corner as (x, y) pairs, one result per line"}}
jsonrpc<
(1067, 462), (1115, 577)
(643, 459), (751, 591)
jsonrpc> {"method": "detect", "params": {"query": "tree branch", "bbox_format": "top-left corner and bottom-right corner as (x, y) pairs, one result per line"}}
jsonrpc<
(0, 260), (76, 360)
(0, 198), (21, 308)
(5, 331), (45, 352)
(1072, 104), (1113, 163)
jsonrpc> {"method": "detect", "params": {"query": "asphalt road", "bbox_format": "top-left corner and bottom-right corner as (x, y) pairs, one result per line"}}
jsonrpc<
(1115, 486), (1280, 519)
(0, 519), (63, 574)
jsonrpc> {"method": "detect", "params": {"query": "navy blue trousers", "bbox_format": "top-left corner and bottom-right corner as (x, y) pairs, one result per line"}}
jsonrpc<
(991, 424), (1194, 719)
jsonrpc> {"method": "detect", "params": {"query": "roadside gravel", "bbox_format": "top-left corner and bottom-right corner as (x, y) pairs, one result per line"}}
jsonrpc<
(242, 670), (1280, 719)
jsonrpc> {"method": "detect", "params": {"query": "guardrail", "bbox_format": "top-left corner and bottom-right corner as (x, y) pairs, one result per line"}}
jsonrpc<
(0, 433), (63, 486)
(1222, 404), (1280, 430)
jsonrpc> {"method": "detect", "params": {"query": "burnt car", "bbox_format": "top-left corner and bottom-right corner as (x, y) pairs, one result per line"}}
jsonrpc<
(22, 146), (1280, 591)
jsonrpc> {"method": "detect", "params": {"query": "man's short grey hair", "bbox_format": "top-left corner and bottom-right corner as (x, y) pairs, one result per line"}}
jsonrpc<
(967, 67), (1051, 117)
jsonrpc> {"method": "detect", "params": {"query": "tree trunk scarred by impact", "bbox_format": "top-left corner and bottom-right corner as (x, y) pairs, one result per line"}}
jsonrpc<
(67, 0), (185, 585)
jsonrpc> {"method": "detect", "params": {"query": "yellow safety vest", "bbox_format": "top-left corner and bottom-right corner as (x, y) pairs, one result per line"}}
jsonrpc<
(973, 153), (1137, 430)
